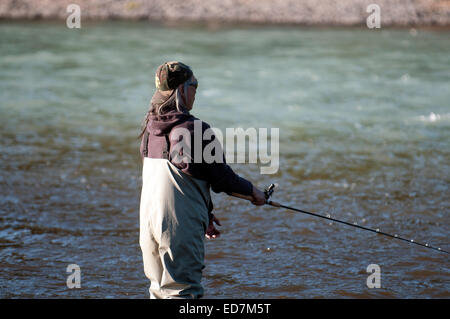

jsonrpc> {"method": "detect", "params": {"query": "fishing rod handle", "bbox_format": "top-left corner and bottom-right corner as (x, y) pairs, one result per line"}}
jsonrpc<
(267, 200), (281, 207)
(230, 192), (254, 201)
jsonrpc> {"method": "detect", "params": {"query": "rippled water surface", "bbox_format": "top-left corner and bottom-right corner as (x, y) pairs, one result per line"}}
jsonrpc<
(0, 21), (449, 298)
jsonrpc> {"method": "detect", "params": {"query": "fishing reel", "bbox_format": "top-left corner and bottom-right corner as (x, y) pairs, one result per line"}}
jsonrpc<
(264, 183), (277, 203)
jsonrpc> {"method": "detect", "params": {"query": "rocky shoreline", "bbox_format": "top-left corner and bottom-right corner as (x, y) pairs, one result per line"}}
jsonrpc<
(1, 0), (449, 26)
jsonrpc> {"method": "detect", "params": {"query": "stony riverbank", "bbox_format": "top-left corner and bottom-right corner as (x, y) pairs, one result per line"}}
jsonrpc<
(1, 0), (449, 26)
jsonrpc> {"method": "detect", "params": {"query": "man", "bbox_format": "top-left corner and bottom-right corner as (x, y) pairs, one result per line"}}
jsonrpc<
(139, 61), (265, 298)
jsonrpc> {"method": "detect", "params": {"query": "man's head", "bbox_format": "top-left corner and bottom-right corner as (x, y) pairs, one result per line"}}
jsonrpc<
(154, 61), (197, 110)
(155, 61), (193, 91)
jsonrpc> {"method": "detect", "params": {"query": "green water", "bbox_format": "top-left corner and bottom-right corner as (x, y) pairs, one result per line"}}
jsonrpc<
(0, 21), (449, 298)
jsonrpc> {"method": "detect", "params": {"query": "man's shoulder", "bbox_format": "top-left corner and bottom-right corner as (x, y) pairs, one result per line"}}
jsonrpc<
(179, 116), (211, 131)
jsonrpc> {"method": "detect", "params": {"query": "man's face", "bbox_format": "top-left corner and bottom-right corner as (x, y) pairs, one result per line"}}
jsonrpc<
(185, 75), (197, 111)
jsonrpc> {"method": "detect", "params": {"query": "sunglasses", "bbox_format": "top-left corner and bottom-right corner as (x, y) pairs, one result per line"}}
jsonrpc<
(186, 78), (198, 89)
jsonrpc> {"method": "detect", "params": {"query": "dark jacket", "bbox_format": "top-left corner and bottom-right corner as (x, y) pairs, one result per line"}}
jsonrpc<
(140, 110), (253, 196)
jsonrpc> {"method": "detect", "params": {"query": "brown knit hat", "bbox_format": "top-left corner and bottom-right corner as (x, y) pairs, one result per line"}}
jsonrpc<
(155, 61), (193, 91)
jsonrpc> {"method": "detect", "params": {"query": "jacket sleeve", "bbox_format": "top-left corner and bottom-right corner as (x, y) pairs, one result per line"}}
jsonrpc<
(187, 121), (254, 196)
(202, 161), (253, 195)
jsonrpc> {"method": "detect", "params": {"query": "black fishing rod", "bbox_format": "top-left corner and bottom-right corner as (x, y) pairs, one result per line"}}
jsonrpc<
(231, 184), (449, 255)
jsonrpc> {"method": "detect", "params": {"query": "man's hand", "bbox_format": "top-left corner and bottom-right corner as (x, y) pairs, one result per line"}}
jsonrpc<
(251, 187), (266, 206)
(205, 215), (221, 239)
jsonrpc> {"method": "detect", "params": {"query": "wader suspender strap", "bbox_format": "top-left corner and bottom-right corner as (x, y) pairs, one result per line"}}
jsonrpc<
(143, 131), (150, 158)
(162, 134), (170, 160)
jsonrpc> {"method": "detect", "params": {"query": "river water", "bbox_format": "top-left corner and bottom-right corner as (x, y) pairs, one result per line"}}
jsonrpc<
(0, 21), (449, 298)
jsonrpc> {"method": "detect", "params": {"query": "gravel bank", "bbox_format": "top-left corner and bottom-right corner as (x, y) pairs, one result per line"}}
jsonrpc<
(0, 0), (449, 26)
